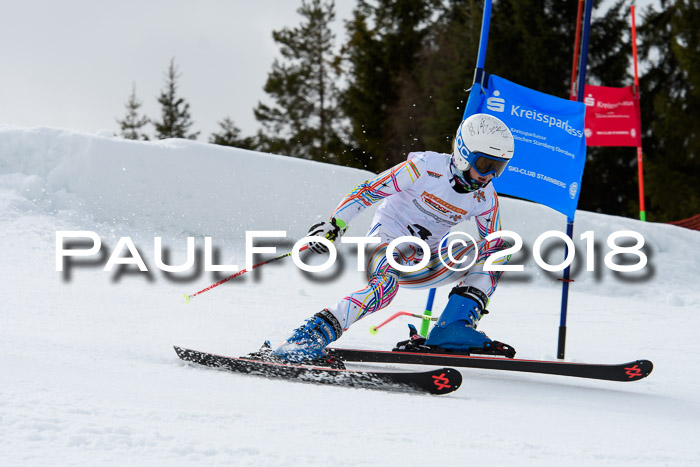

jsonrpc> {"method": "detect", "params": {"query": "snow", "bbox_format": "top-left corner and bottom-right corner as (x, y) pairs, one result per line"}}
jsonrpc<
(1, 125), (699, 466)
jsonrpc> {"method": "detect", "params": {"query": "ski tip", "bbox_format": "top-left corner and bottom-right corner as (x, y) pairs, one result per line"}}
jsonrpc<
(173, 346), (193, 360)
(427, 367), (463, 395)
(173, 346), (205, 364)
(623, 359), (653, 381)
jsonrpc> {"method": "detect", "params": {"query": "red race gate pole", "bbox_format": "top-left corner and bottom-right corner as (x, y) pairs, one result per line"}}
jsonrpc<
(631, 5), (646, 221)
(569, 0), (585, 101)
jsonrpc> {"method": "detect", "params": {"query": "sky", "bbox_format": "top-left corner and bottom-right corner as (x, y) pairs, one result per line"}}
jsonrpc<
(0, 0), (657, 142)
(0, 0), (357, 140)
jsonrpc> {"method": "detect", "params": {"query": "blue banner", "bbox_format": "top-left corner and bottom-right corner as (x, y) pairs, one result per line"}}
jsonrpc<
(466, 75), (587, 219)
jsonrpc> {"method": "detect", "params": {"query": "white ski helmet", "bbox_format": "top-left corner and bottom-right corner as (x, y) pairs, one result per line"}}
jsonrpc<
(452, 113), (515, 182)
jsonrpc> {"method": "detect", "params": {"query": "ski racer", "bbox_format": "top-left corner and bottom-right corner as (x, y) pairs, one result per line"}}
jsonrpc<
(272, 113), (516, 362)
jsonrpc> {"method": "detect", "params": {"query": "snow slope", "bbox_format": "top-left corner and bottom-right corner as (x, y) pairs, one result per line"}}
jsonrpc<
(1, 125), (699, 466)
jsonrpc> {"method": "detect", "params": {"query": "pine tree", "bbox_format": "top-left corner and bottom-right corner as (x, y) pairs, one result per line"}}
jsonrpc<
(340, 0), (437, 171)
(209, 117), (255, 149)
(487, 0), (623, 101)
(117, 83), (150, 140)
(254, 0), (343, 163)
(413, 0), (485, 154)
(637, 0), (700, 222)
(154, 58), (200, 140)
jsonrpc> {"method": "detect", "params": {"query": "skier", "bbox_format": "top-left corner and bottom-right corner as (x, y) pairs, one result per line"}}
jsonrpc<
(272, 113), (516, 362)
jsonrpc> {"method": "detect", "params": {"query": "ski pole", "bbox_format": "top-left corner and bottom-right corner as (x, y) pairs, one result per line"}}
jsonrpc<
(183, 245), (309, 303)
(369, 311), (438, 334)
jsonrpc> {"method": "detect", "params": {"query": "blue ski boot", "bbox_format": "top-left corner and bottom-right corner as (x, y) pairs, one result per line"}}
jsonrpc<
(272, 309), (343, 363)
(423, 286), (515, 357)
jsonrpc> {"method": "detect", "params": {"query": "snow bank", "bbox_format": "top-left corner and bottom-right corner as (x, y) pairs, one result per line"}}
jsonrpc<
(0, 124), (377, 241)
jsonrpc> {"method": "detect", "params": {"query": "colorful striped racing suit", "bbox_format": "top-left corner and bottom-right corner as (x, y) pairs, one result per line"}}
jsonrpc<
(325, 151), (512, 331)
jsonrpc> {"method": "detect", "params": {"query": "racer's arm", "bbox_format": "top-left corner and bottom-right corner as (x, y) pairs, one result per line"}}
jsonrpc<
(330, 155), (425, 226)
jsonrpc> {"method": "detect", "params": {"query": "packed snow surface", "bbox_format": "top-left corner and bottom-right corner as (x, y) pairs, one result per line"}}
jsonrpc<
(1, 125), (699, 466)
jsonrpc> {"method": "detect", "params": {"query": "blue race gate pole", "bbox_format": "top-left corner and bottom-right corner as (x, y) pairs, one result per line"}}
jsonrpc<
(557, 0), (593, 360)
(475, 0), (492, 69)
(462, 0), (493, 120)
(557, 219), (575, 359)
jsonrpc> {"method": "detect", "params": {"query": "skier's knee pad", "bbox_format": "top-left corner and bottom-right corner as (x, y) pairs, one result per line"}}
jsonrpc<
(436, 286), (488, 329)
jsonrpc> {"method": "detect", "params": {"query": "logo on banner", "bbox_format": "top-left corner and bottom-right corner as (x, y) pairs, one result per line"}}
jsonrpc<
(486, 91), (505, 113)
(569, 182), (578, 200)
(583, 85), (641, 147)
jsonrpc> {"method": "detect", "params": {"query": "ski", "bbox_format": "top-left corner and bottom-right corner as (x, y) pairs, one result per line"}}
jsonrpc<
(327, 348), (653, 382)
(173, 346), (462, 395)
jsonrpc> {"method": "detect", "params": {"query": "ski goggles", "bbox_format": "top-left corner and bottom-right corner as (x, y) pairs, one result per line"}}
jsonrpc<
(453, 144), (510, 178)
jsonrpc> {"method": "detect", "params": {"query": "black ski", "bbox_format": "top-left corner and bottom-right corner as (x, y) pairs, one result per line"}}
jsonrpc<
(173, 346), (462, 395)
(327, 348), (653, 382)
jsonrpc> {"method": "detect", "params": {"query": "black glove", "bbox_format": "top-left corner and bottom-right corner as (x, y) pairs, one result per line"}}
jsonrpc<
(307, 218), (347, 254)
